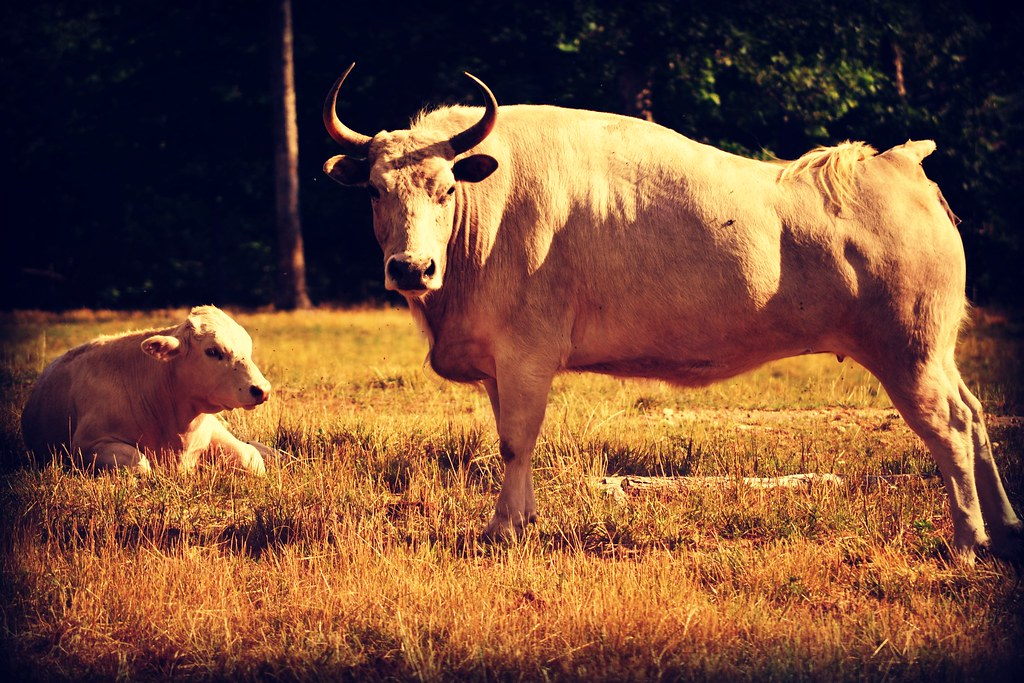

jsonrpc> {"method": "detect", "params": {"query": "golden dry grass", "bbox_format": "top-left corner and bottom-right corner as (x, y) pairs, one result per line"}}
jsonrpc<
(0, 307), (1021, 681)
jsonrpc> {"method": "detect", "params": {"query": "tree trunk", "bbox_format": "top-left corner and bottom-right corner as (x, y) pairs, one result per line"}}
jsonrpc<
(271, 0), (311, 310)
(618, 64), (654, 122)
(892, 40), (907, 98)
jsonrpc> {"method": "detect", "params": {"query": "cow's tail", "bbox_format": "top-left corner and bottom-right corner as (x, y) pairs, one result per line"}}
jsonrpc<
(777, 141), (878, 215)
(935, 184), (961, 228)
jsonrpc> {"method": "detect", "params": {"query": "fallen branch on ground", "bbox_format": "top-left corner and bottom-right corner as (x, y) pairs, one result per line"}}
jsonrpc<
(590, 473), (939, 503)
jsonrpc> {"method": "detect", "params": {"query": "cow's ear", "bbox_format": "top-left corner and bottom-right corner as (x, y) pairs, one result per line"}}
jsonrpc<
(141, 335), (182, 362)
(453, 154), (498, 183)
(323, 155), (370, 186)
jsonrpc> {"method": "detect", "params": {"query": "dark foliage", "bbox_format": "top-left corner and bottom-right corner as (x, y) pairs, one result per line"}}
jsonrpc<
(1, 0), (1020, 309)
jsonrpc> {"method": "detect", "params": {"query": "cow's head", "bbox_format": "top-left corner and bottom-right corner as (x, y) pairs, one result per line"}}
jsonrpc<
(322, 64), (499, 296)
(141, 306), (272, 413)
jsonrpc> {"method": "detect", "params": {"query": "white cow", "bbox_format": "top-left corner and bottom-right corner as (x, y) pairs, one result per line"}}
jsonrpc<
(322, 65), (1021, 562)
(21, 305), (272, 474)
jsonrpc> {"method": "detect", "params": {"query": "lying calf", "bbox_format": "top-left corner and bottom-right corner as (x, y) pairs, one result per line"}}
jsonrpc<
(21, 305), (272, 474)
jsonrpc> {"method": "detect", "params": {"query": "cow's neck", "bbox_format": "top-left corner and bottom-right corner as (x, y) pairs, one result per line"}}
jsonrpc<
(411, 194), (484, 334)
(140, 360), (204, 448)
(407, 291), (447, 351)
(406, 249), (503, 383)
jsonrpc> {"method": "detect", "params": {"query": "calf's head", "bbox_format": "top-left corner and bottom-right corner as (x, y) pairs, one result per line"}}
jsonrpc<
(140, 306), (271, 413)
(322, 64), (498, 296)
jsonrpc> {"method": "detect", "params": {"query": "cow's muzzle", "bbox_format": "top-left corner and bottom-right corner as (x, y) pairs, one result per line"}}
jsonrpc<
(385, 254), (439, 293)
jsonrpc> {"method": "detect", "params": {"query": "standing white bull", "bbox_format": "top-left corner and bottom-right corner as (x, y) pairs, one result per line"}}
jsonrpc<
(322, 64), (1021, 562)
(21, 305), (272, 474)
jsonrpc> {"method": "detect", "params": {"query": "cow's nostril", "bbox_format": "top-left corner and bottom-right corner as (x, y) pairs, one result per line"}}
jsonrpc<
(387, 258), (408, 281)
(424, 260), (436, 277)
(250, 385), (267, 401)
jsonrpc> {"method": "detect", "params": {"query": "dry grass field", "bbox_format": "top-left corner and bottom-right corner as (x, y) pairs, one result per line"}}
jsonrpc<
(0, 306), (1022, 681)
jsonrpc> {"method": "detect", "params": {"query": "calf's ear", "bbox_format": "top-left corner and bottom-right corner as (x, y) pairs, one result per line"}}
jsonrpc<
(324, 155), (370, 186)
(453, 154), (498, 183)
(141, 335), (182, 362)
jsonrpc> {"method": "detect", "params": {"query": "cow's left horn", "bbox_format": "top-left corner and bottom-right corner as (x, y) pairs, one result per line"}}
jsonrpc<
(323, 63), (373, 155)
(448, 72), (498, 155)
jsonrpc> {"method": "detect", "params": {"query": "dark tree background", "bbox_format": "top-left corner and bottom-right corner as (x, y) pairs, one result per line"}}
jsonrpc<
(1, 0), (1020, 310)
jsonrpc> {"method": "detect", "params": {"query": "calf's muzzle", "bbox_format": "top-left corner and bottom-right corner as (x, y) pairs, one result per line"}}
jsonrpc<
(249, 384), (270, 403)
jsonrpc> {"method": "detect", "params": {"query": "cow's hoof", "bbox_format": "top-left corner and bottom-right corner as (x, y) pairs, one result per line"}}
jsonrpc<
(480, 519), (517, 544)
(950, 546), (978, 568)
(989, 524), (1024, 564)
(479, 512), (536, 543)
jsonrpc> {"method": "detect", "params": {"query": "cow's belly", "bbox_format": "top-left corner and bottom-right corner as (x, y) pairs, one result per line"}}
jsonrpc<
(564, 311), (833, 387)
(567, 356), (726, 385)
(566, 352), (778, 386)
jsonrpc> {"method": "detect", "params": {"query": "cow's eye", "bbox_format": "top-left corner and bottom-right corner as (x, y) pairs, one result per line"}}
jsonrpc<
(205, 347), (225, 361)
(446, 185), (456, 195)
(367, 185), (380, 200)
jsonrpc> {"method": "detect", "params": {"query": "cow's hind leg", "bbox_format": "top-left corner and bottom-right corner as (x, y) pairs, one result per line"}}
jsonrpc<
(871, 355), (1017, 562)
(957, 376), (1022, 557)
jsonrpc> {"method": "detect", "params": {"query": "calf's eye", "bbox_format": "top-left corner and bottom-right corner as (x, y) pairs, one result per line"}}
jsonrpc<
(205, 347), (225, 361)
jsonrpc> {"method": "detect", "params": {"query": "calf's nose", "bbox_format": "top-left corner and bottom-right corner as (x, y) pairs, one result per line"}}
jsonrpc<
(249, 384), (270, 403)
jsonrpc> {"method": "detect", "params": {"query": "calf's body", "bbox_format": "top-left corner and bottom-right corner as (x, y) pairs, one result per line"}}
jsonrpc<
(21, 306), (271, 474)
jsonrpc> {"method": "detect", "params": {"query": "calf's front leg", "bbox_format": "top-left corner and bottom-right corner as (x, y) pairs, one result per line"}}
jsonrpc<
(204, 415), (267, 475)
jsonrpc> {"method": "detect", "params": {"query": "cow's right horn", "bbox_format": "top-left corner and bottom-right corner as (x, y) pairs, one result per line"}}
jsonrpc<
(323, 63), (373, 155)
(449, 72), (498, 155)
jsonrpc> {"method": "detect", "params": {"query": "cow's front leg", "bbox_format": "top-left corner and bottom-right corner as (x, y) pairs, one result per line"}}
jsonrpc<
(481, 362), (554, 541)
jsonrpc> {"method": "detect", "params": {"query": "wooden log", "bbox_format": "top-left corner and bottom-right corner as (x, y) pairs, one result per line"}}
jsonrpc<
(590, 472), (938, 502)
